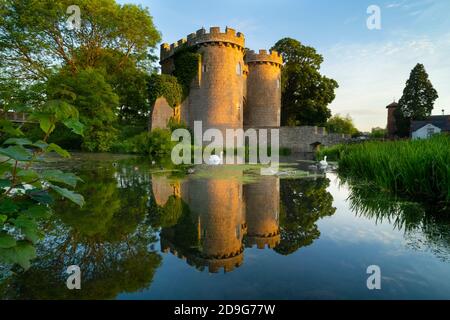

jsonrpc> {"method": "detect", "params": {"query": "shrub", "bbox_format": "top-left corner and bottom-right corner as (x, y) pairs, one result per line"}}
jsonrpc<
(111, 129), (174, 158)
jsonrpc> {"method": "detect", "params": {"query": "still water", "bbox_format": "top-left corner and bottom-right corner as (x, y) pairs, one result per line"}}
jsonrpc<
(1, 153), (450, 299)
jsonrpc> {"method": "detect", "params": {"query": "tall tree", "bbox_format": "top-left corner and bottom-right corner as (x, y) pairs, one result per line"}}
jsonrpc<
(271, 38), (338, 126)
(395, 63), (438, 137)
(0, 0), (161, 142)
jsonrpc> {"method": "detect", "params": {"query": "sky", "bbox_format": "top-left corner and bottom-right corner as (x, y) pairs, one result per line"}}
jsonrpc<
(118, 0), (450, 131)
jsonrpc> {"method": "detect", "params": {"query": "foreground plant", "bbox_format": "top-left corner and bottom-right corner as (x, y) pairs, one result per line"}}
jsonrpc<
(0, 103), (84, 269)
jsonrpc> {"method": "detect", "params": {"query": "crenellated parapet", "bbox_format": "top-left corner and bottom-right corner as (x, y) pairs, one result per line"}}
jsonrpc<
(245, 49), (283, 67)
(246, 231), (281, 249)
(160, 26), (245, 62)
(161, 237), (244, 273)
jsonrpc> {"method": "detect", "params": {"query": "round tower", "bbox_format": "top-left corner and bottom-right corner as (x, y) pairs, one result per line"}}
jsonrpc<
(181, 171), (246, 273)
(244, 50), (283, 128)
(160, 27), (246, 141)
(244, 176), (280, 249)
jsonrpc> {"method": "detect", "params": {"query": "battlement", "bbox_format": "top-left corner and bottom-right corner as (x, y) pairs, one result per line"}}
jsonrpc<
(161, 237), (244, 273)
(161, 26), (245, 62)
(245, 49), (283, 66)
(245, 231), (281, 249)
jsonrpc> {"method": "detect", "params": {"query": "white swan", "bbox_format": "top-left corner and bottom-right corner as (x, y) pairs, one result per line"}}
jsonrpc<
(319, 156), (328, 168)
(208, 151), (223, 165)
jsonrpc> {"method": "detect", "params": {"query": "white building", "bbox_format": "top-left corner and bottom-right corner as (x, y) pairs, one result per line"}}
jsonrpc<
(410, 115), (449, 140)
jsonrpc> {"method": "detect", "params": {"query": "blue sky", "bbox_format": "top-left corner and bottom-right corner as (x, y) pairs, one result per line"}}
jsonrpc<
(118, 0), (450, 131)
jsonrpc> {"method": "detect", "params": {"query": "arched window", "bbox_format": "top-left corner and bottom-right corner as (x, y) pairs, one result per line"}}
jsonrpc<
(276, 78), (280, 89)
(236, 62), (242, 75)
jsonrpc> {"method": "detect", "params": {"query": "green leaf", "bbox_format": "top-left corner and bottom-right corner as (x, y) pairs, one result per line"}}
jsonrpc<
(0, 215), (7, 224)
(26, 189), (54, 205)
(0, 120), (24, 137)
(3, 138), (33, 146)
(22, 204), (52, 219)
(41, 169), (82, 188)
(47, 143), (70, 158)
(12, 215), (41, 243)
(50, 184), (85, 207)
(63, 118), (84, 136)
(0, 145), (32, 161)
(0, 232), (17, 249)
(32, 140), (49, 150)
(0, 198), (19, 214)
(0, 241), (36, 269)
(0, 179), (11, 188)
(30, 113), (55, 135)
(17, 169), (39, 182)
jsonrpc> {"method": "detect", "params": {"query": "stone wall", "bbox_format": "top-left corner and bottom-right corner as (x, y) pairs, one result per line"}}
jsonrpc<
(150, 97), (174, 131)
(244, 126), (350, 153)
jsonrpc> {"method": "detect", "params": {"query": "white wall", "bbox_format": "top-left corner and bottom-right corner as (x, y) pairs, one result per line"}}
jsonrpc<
(411, 124), (441, 140)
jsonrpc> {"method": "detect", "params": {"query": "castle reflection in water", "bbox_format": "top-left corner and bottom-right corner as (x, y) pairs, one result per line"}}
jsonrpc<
(152, 168), (282, 274)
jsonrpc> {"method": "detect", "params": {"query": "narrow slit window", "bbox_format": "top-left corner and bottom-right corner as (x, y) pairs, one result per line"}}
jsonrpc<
(236, 62), (242, 75)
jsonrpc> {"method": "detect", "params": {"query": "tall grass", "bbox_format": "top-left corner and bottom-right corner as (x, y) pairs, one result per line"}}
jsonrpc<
(326, 135), (450, 207)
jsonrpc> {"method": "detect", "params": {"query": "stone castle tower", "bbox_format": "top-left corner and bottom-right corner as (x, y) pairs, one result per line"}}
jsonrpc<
(153, 27), (283, 135)
(386, 101), (399, 138)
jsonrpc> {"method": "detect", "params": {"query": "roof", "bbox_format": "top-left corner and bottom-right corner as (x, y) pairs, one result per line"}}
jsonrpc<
(386, 102), (399, 109)
(410, 115), (450, 132)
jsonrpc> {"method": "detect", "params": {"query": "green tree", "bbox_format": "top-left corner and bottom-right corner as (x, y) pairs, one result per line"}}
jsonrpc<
(395, 63), (439, 137)
(47, 68), (119, 151)
(271, 38), (338, 126)
(275, 178), (336, 255)
(370, 127), (386, 139)
(0, 0), (161, 138)
(326, 114), (359, 135)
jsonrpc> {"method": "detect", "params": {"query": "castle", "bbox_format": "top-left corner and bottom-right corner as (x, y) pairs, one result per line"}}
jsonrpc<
(151, 26), (350, 153)
(151, 26), (283, 134)
(153, 170), (281, 273)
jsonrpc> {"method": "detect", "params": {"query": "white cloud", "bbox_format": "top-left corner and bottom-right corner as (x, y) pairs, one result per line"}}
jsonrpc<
(321, 33), (450, 131)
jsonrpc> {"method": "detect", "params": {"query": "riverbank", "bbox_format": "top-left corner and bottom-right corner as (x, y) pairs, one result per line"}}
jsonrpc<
(318, 135), (450, 210)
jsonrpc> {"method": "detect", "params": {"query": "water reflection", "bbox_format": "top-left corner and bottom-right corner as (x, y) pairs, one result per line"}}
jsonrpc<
(3, 156), (449, 299)
(347, 182), (450, 261)
(0, 163), (161, 299)
(151, 167), (336, 273)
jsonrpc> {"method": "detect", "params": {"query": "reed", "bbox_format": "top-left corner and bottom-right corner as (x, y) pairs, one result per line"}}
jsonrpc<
(323, 135), (450, 207)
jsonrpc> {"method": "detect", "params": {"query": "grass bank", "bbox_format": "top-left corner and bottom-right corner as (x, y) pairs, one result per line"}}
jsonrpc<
(318, 135), (450, 208)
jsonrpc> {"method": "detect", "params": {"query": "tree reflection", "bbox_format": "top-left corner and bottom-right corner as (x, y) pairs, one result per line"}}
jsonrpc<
(0, 162), (161, 299)
(347, 182), (450, 261)
(275, 178), (336, 255)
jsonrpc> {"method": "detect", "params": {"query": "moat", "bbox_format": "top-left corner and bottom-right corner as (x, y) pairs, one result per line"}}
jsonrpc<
(1, 153), (450, 299)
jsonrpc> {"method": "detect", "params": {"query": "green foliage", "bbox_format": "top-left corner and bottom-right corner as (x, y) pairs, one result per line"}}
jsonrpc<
(271, 38), (338, 126)
(148, 74), (183, 108)
(275, 178), (336, 255)
(0, 0), (161, 81)
(0, 106), (84, 269)
(0, 161), (162, 299)
(316, 144), (347, 162)
(1, 0), (162, 139)
(395, 63), (439, 137)
(111, 129), (174, 158)
(173, 48), (201, 99)
(326, 114), (359, 136)
(370, 127), (387, 139)
(337, 135), (450, 208)
(47, 68), (119, 152)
